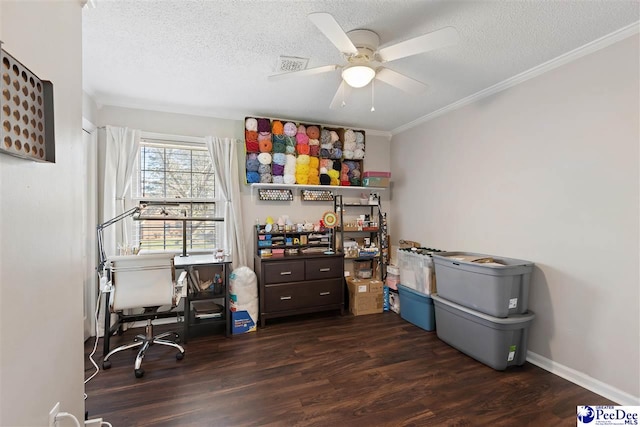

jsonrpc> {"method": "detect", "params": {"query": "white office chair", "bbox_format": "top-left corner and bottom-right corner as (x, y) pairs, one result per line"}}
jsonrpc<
(102, 253), (186, 378)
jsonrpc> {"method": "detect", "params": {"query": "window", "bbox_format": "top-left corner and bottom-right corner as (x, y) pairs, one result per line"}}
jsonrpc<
(131, 137), (218, 252)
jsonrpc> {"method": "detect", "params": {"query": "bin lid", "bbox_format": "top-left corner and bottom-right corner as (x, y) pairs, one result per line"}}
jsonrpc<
(431, 294), (535, 324)
(432, 251), (533, 268)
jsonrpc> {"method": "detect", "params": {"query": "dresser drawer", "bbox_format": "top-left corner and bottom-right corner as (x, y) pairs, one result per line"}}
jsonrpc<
(305, 257), (343, 280)
(263, 261), (305, 284)
(264, 278), (343, 312)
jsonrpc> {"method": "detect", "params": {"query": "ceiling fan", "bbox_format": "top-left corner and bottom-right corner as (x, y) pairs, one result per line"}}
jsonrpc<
(268, 12), (459, 109)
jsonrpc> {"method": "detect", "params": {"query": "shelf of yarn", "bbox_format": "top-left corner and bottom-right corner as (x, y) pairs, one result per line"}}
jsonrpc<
(244, 116), (365, 186)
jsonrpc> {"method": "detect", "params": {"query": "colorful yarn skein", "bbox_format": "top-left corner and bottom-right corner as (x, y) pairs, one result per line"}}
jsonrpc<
(260, 173), (272, 183)
(259, 138), (272, 153)
(257, 152), (272, 165)
(272, 153), (286, 166)
(272, 120), (284, 135)
(320, 129), (331, 145)
(284, 136), (296, 154)
(306, 126), (320, 139)
(272, 139), (286, 153)
(245, 118), (257, 132)
(257, 118), (270, 132)
(245, 130), (259, 152)
(246, 171), (260, 183)
(307, 156), (320, 185)
(296, 132), (309, 145)
(330, 131), (339, 143)
(246, 154), (259, 172)
(319, 173), (331, 185)
(284, 122), (297, 136)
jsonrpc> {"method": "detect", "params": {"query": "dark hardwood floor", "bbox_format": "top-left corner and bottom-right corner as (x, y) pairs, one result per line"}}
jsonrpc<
(84, 311), (613, 426)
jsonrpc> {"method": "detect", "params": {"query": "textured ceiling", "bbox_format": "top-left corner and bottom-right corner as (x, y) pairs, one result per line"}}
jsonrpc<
(82, 0), (639, 132)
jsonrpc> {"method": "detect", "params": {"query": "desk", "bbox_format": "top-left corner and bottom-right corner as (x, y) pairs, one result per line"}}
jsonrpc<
(102, 254), (231, 357)
(174, 254), (232, 342)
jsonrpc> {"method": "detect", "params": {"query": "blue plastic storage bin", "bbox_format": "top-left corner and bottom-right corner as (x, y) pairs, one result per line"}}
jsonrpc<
(398, 284), (435, 331)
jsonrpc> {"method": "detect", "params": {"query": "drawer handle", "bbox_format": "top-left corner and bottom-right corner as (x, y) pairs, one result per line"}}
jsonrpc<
(280, 296), (292, 300)
(280, 271), (292, 275)
(319, 291), (331, 296)
(319, 268), (331, 272)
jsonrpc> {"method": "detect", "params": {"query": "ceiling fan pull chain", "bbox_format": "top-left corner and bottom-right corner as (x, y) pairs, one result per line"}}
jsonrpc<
(371, 79), (376, 112)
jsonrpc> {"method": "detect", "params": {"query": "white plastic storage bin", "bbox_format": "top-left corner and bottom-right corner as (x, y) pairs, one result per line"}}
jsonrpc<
(397, 249), (438, 295)
(431, 252), (533, 317)
(432, 294), (535, 370)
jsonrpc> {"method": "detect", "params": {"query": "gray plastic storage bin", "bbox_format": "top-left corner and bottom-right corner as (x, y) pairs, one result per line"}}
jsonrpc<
(432, 294), (535, 370)
(431, 252), (533, 317)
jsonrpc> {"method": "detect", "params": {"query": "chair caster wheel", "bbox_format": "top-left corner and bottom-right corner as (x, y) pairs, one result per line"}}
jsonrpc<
(176, 352), (184, 361)
(102, 360), (111, 370)
(134, 369), (144, 378)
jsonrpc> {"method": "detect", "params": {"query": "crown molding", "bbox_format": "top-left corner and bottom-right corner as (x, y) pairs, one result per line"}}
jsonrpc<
(391, 21), (640, 136)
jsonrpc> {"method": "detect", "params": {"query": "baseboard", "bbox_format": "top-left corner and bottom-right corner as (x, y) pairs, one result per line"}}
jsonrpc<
(527, 351), (640, 406)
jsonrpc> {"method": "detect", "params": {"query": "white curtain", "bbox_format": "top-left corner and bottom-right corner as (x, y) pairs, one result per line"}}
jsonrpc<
(101, 125), (141, 260)
(205, 136), (247, 269)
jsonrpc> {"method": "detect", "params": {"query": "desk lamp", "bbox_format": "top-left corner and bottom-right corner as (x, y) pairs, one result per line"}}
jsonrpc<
(97, 205), (142, 277)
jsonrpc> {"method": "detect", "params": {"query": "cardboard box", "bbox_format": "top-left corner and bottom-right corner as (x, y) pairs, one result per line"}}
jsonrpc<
(347, 277), (384, 316)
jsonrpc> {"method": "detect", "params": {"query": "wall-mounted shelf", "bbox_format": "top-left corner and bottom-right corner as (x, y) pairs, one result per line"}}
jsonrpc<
(250, 183), (386, 199)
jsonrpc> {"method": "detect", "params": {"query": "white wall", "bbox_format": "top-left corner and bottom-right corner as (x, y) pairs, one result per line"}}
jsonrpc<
(97, 105), (242, 139)
(0, 1), (85, 426)
(83, 91), (98, 127)
(95, 106), (391, 266)
(390, 35), (639, 402)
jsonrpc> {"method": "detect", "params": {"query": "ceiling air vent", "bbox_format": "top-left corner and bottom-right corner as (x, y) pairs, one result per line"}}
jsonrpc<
(277, 56), (309, 73)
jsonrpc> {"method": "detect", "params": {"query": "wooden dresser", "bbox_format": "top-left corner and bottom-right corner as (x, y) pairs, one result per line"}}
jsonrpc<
(254, 253), (344, 327)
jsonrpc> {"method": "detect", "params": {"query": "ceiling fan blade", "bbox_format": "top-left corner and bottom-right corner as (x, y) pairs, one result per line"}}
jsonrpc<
(375, 68), (429, 94)
(377, 26), (459, 62)
(308, 12), (358, 55)
(329, 81), (352, 109)
(268, 65), (339, 81)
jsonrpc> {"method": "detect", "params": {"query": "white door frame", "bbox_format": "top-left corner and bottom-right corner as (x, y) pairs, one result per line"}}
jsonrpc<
(83, 120), (98, 340)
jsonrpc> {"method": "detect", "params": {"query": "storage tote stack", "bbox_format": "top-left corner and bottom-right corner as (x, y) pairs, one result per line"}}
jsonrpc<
(396, 248), (442, 331)
(431, 252), (535, 370)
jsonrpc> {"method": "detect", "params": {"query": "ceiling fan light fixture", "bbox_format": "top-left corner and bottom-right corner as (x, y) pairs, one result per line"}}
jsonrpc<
(342, 65), (375, 88)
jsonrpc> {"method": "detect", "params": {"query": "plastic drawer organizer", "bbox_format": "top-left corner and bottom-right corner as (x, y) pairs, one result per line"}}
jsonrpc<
(432, 295), (535, 370)
(431, 252), (533, 318)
